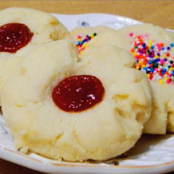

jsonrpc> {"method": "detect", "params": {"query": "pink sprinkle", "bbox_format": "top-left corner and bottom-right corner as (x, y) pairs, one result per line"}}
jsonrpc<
(160, 60), (164, 64)
(129, 33), (134, 37)
(156, 44), (161, 51)
(167, 79), (172, 83)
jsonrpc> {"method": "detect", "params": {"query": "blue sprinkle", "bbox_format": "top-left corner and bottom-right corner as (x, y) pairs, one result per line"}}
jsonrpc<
(162, 47), (165, 51)
(148, 60), (152, 64)
(170, 43), (174, 47)
(164, 58), (167, 61)
(157, 53), (160, 56)
(150, 68), (154, 72)
(151, 46), (154, 49)
(155, 58), (160, 62)
(167, 47), (170, 50)
(163, 68), (167, 72)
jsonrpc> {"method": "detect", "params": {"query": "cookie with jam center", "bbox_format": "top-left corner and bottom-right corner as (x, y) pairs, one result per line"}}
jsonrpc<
(2, 39), (151, 161)
(0, 7), (70, 105)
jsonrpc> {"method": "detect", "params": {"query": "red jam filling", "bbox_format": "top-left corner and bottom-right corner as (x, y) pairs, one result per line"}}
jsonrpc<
(0, 23), (33, 53)
(52, 75), (105, 112)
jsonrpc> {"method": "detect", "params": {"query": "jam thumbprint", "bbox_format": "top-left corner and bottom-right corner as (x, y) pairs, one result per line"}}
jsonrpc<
(0, 23), (33, 53)
(52, 75), (105, 112)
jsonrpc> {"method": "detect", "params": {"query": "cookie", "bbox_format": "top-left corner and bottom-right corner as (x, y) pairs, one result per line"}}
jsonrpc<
(0, 7), (70, 105)
(1, 39), (151, 161)
(71, 24), (174, 134)
(115, 24), (174, 134)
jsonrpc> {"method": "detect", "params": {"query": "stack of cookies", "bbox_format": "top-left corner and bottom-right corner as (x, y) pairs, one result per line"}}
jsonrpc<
(0, 7), (172, 162)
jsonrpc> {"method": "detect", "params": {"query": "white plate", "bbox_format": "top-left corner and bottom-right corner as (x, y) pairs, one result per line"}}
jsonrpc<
(1, 13), (174, 174)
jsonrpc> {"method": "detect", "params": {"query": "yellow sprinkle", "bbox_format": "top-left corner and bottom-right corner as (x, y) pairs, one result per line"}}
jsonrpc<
(82, 44), (86, 48)
(159, 79), (164, 84)
(136, 66), (139, 70)
(142, 65), (146, 68)
(155, 55), (159, 58)
(148, 40), (152, 44)
(83, 43), (86, 46)
(169, 68), (173, 71)
(163, 55), (166, 58)
(139, 61), (142, 64)
(133, 52), (137, 56)
(147, 74), (150, 78)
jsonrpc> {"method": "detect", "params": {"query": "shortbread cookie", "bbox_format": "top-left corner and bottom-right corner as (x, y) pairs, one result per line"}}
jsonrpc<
(71, 24), (174, 134)
(1, 39), (151, 161)
(0, 7), (70, 105)
(116, 24), (174, 134)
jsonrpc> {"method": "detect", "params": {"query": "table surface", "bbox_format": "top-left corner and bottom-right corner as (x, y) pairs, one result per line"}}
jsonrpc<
(0, 0), (174, 173)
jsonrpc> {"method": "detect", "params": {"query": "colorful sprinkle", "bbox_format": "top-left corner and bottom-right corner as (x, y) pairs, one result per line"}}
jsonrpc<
(76, 33), (97, 53)
(129, 32), (174, 84)
(129, 32), (134, 37)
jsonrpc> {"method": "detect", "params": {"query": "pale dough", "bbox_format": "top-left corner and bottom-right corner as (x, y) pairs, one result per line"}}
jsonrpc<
(71, 24), (174, 134)
(1, 40), (152, 161)
(0, 7), (70, 105)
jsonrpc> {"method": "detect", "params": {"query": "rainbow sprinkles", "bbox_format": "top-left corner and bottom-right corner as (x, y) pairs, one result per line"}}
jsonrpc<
(130, 33), (174, 84)
(76, 33), (97, 53)
(75, 31), (174, 85)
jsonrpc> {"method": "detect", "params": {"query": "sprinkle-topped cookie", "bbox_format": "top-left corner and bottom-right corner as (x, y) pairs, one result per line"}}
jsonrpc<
(76, 33), (97, 53)
(130, 33), (174, 84)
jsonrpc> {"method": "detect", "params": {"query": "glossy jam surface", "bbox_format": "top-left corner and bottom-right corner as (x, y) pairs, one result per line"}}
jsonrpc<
(0, 23), (33, 53)
(52, 75), (105, 112)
